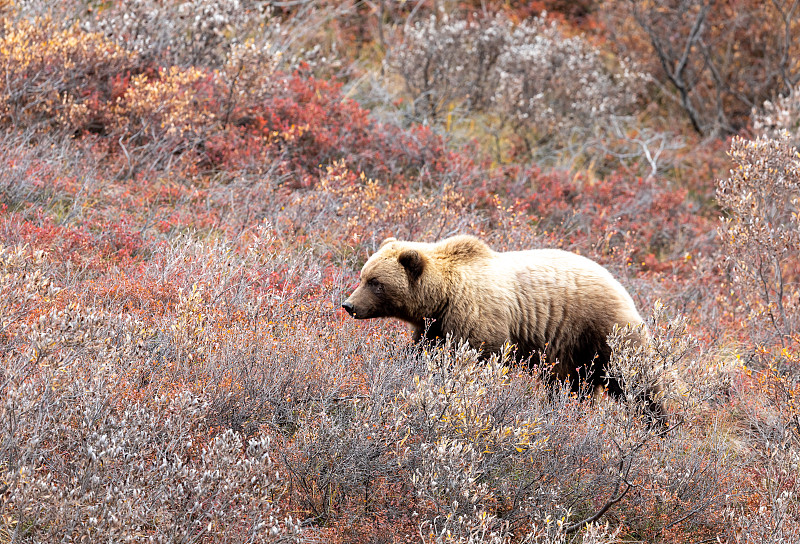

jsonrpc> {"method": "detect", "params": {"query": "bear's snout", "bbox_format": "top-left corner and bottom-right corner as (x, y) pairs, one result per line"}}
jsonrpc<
(342, 300), (355, 316)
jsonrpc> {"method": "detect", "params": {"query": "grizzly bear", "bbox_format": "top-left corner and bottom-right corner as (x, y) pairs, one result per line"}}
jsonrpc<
(342, 235), (662, 414)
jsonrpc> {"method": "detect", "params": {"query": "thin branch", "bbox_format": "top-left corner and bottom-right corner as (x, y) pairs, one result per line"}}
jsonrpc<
(563, 457), (633, 534)
(770, 0), (800, 91)
(633, 1), (711, 134)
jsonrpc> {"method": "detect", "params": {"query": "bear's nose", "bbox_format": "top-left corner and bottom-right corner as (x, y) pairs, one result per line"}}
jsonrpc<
(342, 300), (355, 316)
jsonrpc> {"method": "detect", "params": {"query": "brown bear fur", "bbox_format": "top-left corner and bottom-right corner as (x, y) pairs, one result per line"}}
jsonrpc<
(343, 235), (662, 413)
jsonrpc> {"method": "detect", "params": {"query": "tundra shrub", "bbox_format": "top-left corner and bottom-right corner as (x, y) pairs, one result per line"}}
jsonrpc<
(91, 0), (273, 68)
(389, 13), (636, 155)
(716, 131), (800, 543)
(754, 83), (800, 148)
(717, 134), (800, 361)
(1, 349), (300, 542)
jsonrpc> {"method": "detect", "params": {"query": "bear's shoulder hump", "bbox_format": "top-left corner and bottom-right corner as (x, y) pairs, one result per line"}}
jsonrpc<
(436, 235), (492, 261)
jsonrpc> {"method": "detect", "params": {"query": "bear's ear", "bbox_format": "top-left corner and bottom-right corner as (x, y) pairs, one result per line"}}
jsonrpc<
(398, 249), (424, 279)
(380, 237), (397, 249)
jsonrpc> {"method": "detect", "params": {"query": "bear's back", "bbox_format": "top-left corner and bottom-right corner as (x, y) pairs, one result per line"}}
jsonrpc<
(476, 248), (642, 358)
(496, 248), (637, 310)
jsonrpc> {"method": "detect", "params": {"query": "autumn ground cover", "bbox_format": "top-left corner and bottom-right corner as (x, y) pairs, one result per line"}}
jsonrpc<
(0, 1), (798, 543)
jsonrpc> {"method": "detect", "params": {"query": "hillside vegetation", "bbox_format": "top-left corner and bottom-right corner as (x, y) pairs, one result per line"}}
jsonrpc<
(1, 1), (798, 542)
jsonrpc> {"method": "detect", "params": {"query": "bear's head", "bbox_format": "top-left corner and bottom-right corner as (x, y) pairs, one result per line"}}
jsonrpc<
(342, 235), (491, 326)
(341, 237), (430, 322)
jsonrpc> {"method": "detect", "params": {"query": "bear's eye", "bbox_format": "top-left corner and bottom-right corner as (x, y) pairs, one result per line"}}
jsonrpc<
(366, 278), (383, 294)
